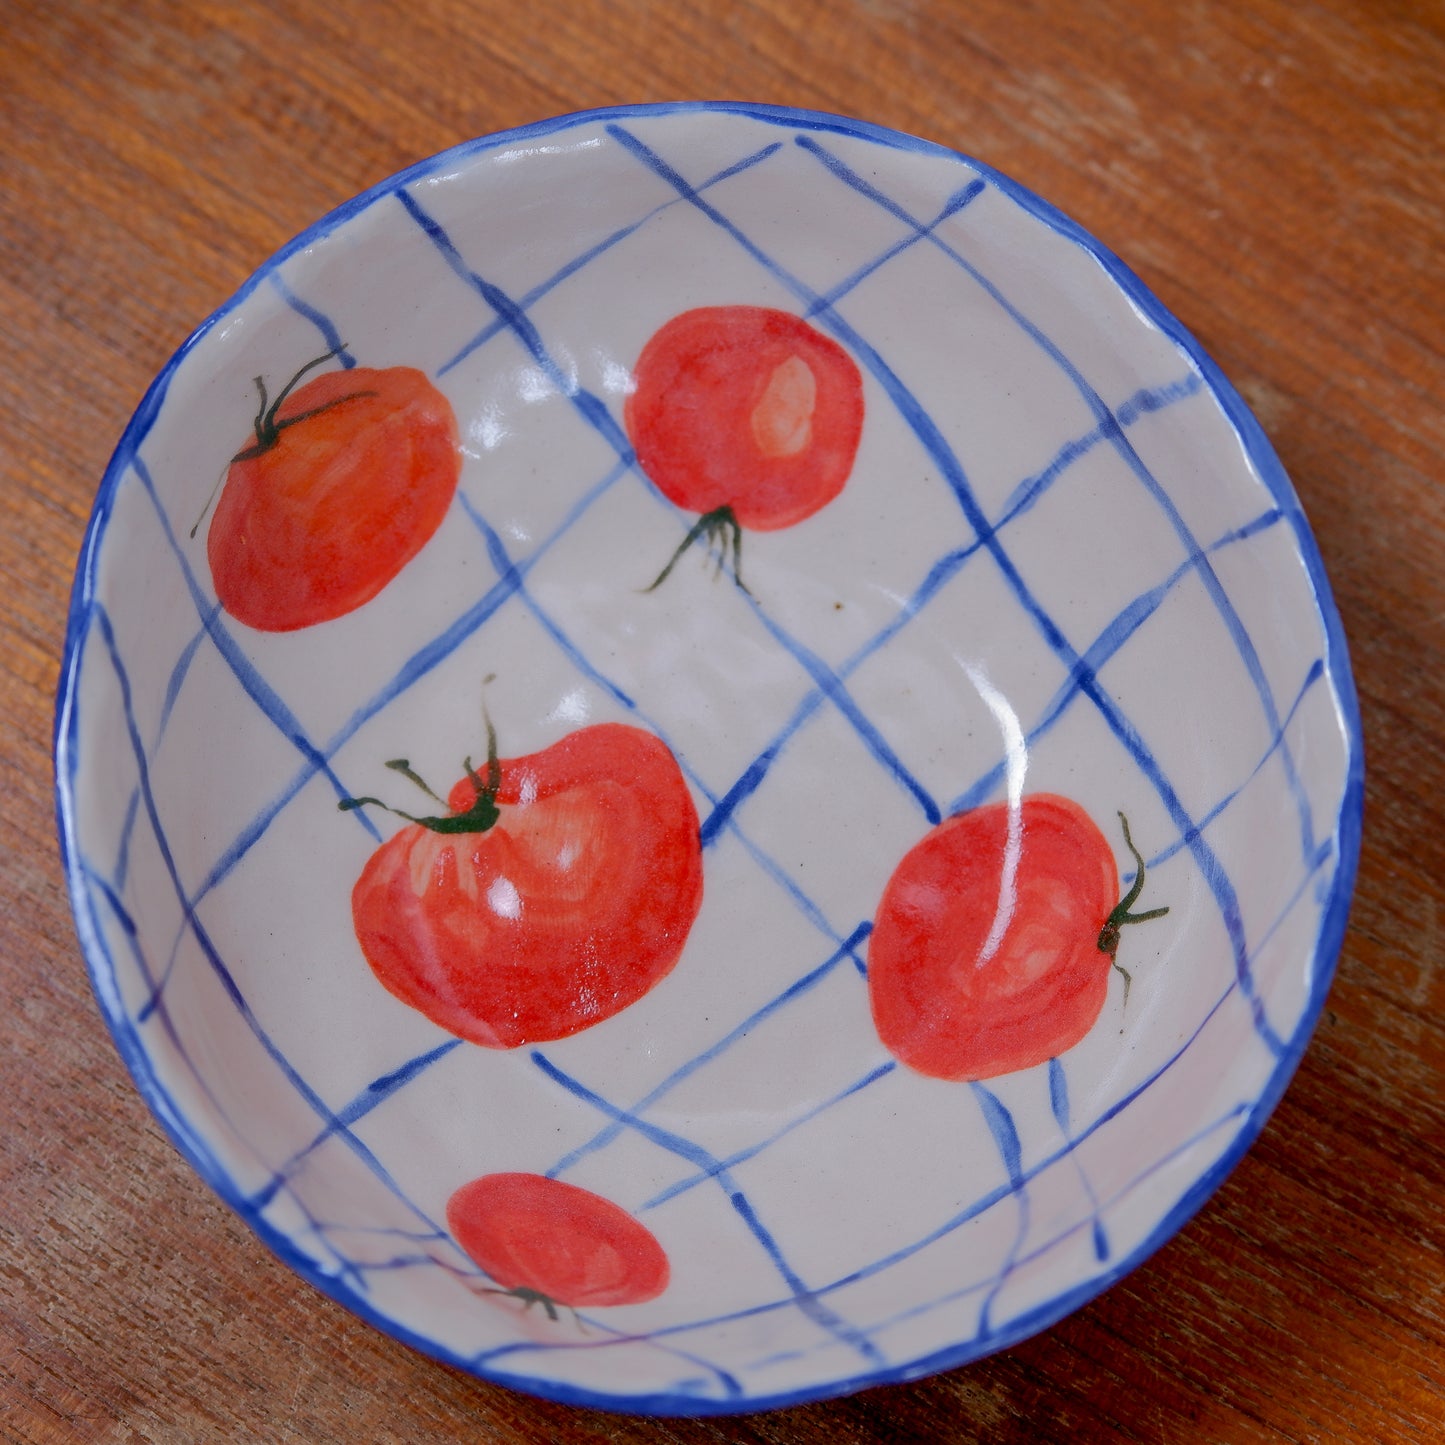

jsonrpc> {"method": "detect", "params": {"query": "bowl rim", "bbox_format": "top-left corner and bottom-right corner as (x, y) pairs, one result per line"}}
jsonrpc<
(53, 98), (1365, 1416)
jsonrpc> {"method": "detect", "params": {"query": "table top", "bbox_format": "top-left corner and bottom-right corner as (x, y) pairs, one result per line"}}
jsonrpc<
(3, 1), (1441, 1440)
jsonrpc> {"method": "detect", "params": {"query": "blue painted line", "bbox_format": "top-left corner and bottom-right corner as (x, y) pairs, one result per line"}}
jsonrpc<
(396, 189), (636, 463)
(158, 613), (214, 737)
(641, 1060), (897, 1211)
(744, 601), (940, 826)
(404, 181), (944, 835)
(803, 175), (986, 320)
(248, 1039), (465, 1210)
(113, 787), (141, 892)
(949, 509), (1287, 817)
(834, 1099), (1251, 1355)
(698, 375), (1212, 847)
(437, 141), (785, 378)
(91, 605), (447, 1248)
(85, 863), (371, 1292)
(799, 134), (1318, 876)
(969, 1081), (1029, 1335)
(547, 923), (873, 1181)
(130, 457), (381, 842)
(462, 1306), (747, 1401)
(452, 490), (866, 956)
(609, 119), (1284, 1057)
(268, 271), (357, 368)
(1048, 1056), (1110, 1262)
(1147, 657), (1326, 871)
(1046, 1056), (1072, 1134)
(529, 1051), (886, 1367)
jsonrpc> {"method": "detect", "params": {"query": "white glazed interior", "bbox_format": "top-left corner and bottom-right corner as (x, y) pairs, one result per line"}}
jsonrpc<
(58, 105), (1360, 1413)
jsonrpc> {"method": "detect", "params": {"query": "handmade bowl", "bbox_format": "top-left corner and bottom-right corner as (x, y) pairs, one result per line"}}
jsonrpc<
(56, 103), (1362, 1414)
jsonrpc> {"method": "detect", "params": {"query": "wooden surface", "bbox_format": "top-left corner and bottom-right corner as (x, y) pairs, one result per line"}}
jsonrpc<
(2, 1), (1442, 1440)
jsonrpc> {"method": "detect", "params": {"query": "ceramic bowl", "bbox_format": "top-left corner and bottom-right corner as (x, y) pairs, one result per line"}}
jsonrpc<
(56, 103), (1362, 1414)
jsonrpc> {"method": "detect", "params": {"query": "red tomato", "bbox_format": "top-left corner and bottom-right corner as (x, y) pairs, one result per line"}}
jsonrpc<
(348, 722), (703, 1048)
(207, 354), (460, 631)
(868, 796), (1168, 1081)
(447, 1172), (669, 1313)
(624, 306), (864, 587)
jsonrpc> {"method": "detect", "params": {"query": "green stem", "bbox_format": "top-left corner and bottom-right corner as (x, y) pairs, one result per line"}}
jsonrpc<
(189, 344), (361, 539)
(1097, 811), (1170, 967)
(338, 710), (503, 835)
(644, 504), (752, 595)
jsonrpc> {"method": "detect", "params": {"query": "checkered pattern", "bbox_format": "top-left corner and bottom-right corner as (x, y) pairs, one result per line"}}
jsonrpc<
(57, 105), (1359, 1413)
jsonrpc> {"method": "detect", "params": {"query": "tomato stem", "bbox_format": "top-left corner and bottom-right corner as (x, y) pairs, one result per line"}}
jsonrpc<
(187, 344), (372, 539)
(1097, 812), (1169, 981)
(644, 504), (753, 596)
(338, 710), (504, 835)
(481, 1285), (562, 1322)
(233, 344), (378, 462)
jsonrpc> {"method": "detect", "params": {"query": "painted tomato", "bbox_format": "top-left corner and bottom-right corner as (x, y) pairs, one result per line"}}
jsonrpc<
(348, 722), (703, 1048)
(447, 1172), (669, 1314)
(868, 795), (1168, 1081)
(624, 306), (864, 588)
(207, 353), (460, 631)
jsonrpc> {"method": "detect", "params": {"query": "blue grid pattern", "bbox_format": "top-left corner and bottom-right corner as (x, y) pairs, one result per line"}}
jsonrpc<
(55, 104), (1362, 1414)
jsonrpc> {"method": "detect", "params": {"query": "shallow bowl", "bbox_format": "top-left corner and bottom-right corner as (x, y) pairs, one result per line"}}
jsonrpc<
(56, 103), (1362, 1415)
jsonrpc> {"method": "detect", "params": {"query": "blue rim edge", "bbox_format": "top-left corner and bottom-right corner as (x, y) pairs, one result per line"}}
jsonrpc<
(52, 99), (1365, 1418)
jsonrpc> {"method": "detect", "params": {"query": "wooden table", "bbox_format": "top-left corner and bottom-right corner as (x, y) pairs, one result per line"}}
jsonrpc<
(3, 2), (1441, 1439)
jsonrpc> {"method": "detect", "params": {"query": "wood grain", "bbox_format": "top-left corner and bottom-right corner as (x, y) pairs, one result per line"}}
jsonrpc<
(2, 0), (1441, 1440)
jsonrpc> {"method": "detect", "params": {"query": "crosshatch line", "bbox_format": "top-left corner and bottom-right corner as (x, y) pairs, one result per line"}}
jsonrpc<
(531, 1052), (886, 1365)
(947, 507), (1296, 820)
(393, 174), (1300, 1346)
(83, 866), (378, 1295)
(270, 271), (356, 369)
(85, 605), (448, 1278)
(398, 184), (943, 832)
(968, 1080), (1029, 1340)
(1050, 1056), (1111, 1263)
(468, 952), (1280, 1374)
(128, 454), (632, 1026)
(753, 1095), (1254, 1378)
(448, 494), (889, 1360)
(545, 922), (875, 1182)
(473, 831), (1330, 1371)
(640, 1060), (898, 1212)
(700, 384), (1246, 851)
(794, 132), (1320, 874)
(605, 121), (1287, 1060)
(74, 115), (1343, 1395)
(434, 140), (786, 379)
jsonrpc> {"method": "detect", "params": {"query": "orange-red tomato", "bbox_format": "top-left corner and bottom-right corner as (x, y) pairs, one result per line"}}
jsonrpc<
(447, 1172), (669, 1311)
(625, 306), (863, 540)
(868, 795), (1166, 1081)
(349, 723), (703, 1048)
(207, 361), (460, 631)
